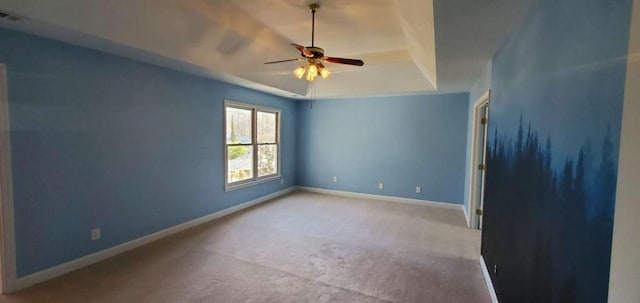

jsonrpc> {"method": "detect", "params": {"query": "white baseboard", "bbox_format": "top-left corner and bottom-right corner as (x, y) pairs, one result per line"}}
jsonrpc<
(464, 205), (471, 228)
(9, 187), (296, 292)
(480, 255), (499, 303)
(296, 186), (464, 211)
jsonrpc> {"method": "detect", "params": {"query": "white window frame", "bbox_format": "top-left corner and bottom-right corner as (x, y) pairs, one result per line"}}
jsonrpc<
(224, 100), (281, 191)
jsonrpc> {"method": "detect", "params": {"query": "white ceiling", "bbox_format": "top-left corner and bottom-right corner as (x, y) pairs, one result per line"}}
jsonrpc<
(0, 0), (532, 99)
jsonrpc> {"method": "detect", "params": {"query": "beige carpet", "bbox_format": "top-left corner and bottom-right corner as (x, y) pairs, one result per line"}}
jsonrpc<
(0, 191), (490, 303)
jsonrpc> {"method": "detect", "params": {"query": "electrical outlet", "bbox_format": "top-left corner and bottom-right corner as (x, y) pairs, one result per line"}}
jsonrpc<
(280, 178), (284, 185)
(378, 182), (384, 190)
(333, 176), (338, 183)
(416, 186), (421, 193)
(493, 264), (498, 275)
(91, 228), (101, 240)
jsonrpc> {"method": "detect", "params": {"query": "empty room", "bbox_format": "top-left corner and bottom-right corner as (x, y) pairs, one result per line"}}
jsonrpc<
(0, 0), (638, 302)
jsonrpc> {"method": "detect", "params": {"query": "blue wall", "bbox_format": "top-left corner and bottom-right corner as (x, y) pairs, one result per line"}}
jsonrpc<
(297, 94), (469, 204)
(0, 28), (297, 277)
(481, 0), (633, 302)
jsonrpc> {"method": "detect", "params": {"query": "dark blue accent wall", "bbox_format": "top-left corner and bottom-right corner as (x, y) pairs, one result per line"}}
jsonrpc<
(297, 94), (469, 204)
(482, 0), (633, 302)
(0, 28), (297, 277)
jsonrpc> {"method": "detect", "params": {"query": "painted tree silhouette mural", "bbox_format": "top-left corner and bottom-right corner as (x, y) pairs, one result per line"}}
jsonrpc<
(482, 116), (617, 303)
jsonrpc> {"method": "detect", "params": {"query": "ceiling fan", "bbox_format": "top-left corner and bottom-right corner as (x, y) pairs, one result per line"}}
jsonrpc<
(264, 3), (365, 81)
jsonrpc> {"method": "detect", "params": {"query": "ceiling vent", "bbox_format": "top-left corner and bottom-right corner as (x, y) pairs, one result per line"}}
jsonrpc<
(0, 10), (22, 21)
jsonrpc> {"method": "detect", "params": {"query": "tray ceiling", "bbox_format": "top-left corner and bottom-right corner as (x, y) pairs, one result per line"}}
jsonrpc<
(0, 0), (532, 99)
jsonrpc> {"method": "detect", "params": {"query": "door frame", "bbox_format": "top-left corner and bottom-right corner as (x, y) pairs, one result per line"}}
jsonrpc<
(0, 63), (17, 293)
(467, 90), (490, 229)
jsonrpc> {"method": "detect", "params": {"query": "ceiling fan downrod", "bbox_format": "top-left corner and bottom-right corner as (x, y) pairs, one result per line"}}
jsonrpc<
(309, 3), (319, 47)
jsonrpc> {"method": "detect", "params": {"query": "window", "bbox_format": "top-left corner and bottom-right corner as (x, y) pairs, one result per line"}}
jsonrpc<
(225, 101), (280, 190)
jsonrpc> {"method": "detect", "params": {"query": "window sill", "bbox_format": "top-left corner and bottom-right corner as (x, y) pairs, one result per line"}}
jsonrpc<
(225, 175), (281, 192)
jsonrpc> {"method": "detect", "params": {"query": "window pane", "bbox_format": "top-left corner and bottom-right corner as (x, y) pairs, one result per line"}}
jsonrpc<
(227, 145), (253, 183)
(258, 144), (278, 177)
(226, 107), (252, 144)
(257, 111), (277, 144)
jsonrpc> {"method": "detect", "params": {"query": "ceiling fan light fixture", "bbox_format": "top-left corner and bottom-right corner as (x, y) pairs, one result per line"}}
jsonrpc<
(306, 64), (318, 81)
(293, 66), (306, 79)
(319, 66), (331, 79)
(306, 72), (316, 82)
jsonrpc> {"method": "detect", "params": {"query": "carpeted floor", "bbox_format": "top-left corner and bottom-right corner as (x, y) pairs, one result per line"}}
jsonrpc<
(0, 191), (490, 303)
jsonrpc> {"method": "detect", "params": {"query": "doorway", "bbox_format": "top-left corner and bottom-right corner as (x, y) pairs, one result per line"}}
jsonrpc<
(468, 91), (490, 230)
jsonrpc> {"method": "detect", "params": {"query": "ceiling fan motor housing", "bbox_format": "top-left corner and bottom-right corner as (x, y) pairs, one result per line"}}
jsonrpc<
(305, 47), (325, 59)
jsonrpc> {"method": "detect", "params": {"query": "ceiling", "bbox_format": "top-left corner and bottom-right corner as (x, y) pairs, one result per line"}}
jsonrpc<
(0, 0), (532, 99)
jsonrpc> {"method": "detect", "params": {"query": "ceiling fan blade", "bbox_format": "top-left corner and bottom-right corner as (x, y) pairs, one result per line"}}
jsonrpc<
(325, 57), (365, 66)
(264, 58), (304, 64)
(291, 43), (314, 58)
